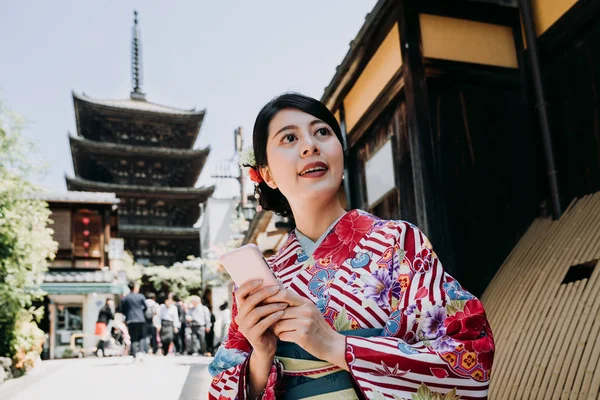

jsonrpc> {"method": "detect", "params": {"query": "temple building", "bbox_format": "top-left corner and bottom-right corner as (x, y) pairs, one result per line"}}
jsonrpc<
(66, 12), (214, 266)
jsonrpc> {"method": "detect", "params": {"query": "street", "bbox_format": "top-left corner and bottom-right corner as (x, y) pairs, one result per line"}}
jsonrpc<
(0, 355), (213, 400)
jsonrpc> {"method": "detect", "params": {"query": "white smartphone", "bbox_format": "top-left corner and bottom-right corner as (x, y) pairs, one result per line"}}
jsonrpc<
(219, 244), (279, 289)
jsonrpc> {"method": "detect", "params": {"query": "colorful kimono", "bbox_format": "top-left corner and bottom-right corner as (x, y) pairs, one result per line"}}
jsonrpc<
(208, 210), (494, 399)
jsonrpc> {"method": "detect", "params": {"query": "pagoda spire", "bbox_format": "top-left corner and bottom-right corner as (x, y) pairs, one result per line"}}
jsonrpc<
(130, 10), (145, 100)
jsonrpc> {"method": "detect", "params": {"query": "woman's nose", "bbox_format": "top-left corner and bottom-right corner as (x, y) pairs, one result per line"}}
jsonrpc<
(300, 137), (320, 157)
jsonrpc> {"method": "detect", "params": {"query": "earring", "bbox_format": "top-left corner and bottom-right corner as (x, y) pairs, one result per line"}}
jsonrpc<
(254, 183), (262, 212)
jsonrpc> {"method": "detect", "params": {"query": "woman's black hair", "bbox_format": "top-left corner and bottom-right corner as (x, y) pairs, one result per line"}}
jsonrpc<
(252, 92), (345, 216)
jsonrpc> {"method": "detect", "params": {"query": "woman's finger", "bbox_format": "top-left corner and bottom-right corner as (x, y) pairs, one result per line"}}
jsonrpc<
(251, 309), (285, 337)
(236, 285), (282, 325)
(276, 305), (303, 320)
(234, 279), (264, 305)
(272, 319), (298, 337)
(261, 289), (306, 307)
(245, 302), (287, 327)
(239, 285), (281, 316)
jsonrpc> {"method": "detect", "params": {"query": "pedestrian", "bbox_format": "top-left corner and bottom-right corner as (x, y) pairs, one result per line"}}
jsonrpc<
(203, 292), (216, 356)
(158, 293), (180, 356)
(173, 295), (187, 355)
(217, 301), (231, 348)
(95, 298), (114, 356)
(119, 281), (147, 362)
(186, 295), (211, 356)
(143, 292), (159, 354)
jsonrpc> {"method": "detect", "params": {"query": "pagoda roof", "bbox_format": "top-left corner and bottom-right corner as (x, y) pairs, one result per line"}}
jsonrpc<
(69, 136), (210, 187)
(119, 224), (201, 239)
(28, 190), (119, 205)
(73, 91), (205, 117)
(69, 135), (210, 159)
(65, 177), (215, 200)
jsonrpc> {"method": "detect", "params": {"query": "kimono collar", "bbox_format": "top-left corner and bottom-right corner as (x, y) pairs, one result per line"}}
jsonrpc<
(294, 213), (346, 258)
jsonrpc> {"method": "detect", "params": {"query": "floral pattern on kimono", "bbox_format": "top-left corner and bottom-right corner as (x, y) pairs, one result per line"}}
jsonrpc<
(208, 210), (494, 400)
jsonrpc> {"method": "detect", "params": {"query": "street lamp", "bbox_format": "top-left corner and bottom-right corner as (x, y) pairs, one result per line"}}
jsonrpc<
(242, 205), (257, 221)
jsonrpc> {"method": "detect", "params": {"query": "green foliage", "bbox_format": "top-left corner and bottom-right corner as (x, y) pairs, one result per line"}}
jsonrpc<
(11, 309), (45, 371)
(0, 99), (57, 365)
(120, 251), (228, 299)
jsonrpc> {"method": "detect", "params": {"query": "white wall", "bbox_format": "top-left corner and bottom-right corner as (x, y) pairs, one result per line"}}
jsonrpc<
(50, 293), (114, 354)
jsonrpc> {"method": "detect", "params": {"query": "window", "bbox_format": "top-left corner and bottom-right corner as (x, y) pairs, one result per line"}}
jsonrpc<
(73, 212), (102, 259)
(365, 139), (396, 207)
(50, 210), (71, 250)
(55, 305), (83, 345)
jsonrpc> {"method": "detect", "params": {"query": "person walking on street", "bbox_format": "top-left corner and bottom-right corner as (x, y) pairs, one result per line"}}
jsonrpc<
(95, 298), (114, 356)
(203, 292), (216, 356)
(119, 281), (147, 362)
(186, 295), (211, 356)
(143, 292), (159, 354)
(216, 301), (231, 349)
(159, 293), (180, 356)
(173, 295), (187, 355)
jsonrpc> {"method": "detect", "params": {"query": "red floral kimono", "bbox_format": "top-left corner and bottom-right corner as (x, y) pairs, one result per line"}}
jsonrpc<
(208, 210), (494, 399)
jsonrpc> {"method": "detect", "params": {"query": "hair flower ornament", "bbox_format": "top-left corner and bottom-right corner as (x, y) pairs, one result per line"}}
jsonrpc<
(240, 147), (263, 184)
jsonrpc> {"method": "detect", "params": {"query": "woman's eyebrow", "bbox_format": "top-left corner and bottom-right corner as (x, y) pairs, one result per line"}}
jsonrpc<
(273, 120), (325, 138)
(274, 124), (297, 138)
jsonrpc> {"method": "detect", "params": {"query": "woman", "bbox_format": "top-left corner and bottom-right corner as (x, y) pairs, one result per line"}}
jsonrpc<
(217, 301), (232, 349)
(203, 291), (217, 356)
(95, 299), (114, 356)
(159, 293), (181, 356)
(208, 94), (494, 399)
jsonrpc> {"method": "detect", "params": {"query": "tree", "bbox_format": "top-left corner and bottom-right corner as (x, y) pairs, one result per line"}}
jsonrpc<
(121, 250), (228, 300)
(0, 99), (57, 370)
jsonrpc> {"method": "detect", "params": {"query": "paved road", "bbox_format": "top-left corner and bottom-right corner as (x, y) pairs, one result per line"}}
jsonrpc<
(0, 355), (214, 400)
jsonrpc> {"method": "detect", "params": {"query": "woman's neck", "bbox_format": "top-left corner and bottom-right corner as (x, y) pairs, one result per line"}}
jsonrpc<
(290, 197), (347, 242)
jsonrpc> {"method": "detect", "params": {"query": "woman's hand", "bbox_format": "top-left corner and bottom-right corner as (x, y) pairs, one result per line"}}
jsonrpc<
(234, 279), (287, 359)
(268, 290), (348, 370)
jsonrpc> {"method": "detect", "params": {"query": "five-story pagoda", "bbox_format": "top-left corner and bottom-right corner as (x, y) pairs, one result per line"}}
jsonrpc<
(67, 11), (214, 266)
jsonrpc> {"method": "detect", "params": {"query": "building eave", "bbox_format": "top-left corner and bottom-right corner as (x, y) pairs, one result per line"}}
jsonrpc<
(27, 191), (120, 205)
(69, 135), (210, 159)
(65, 177), (215, 200)
(72, 91), (205, 117)
(119, 224), (201, 239)
(320, 0), (390, 110)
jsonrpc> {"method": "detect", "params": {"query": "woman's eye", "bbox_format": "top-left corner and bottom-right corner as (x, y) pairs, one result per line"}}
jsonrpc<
(283, 134), (296, 143)
(316, 127), (330, 136)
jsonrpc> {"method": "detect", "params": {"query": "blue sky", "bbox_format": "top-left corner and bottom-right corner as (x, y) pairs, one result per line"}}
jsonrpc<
(0, 1), (376, 198)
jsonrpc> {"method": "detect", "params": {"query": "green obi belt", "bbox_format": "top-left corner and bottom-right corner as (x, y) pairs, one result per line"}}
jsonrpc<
(274, 328), (382, 400)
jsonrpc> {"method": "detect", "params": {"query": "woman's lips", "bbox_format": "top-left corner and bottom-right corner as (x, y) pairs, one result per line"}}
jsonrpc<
(299, 161), (328, 177)
(299, 169), (327, 178)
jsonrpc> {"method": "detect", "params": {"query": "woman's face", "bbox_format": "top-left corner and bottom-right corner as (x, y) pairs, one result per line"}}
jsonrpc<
(261, 108), (344, 205)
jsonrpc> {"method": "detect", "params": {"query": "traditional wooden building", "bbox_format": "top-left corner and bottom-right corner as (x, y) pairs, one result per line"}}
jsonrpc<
(66, 12), (214, 266)
(321, 0), (600, 297)
(321, 0), (600, 396)
(30, 191), (125, 359)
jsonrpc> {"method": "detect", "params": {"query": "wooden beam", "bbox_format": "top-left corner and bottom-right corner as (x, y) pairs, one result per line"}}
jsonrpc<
(103, 208), (111, 267)
(396, 0), (443, 244)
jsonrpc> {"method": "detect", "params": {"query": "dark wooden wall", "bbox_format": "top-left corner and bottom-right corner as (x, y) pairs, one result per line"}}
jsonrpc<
(350, 98), (418, 224)
(426, 62), (542, 296)
(537, 3), (600, 206)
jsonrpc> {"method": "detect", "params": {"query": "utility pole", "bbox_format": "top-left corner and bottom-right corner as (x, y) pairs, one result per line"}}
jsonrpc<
(234, 127), (246, 208)
(211, 127), (246, 209)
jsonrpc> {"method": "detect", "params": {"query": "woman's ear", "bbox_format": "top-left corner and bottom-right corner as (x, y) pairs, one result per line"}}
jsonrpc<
(259, 166), (277, 189)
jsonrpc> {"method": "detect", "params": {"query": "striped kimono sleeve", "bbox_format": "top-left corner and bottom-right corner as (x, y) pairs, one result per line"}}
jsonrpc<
(345, 223), (494, 400)
(207, 290), (283, 399)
